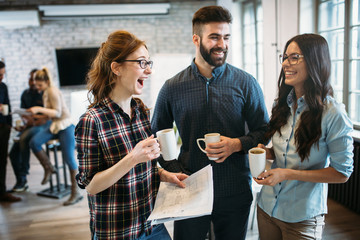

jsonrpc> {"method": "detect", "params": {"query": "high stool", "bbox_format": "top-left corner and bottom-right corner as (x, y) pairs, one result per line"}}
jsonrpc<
(37, 139), (71, 199)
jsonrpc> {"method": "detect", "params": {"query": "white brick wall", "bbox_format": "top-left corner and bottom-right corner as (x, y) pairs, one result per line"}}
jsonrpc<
(0, 1), (214, 126)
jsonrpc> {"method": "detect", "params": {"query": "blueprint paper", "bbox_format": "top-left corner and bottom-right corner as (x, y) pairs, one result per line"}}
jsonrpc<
(148, 165), (213, 225)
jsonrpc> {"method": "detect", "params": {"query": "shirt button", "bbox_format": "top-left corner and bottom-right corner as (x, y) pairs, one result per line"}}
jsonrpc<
(283, 153), (285, 156)
(297, 111), (300, 114)
(286, 139), (289, 142)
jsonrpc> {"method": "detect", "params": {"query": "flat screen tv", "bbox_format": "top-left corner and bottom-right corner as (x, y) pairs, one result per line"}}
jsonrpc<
(55, 47), (99, 87)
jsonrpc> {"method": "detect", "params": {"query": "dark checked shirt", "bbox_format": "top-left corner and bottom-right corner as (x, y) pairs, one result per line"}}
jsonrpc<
(20, 88), (43, 109)
(152, 60), (269, 198)
(75, 97), (160, 240)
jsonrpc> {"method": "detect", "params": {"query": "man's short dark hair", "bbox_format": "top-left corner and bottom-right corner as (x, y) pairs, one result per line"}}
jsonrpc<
(192, 6), (232, 36)
(0, 61), (5, 69)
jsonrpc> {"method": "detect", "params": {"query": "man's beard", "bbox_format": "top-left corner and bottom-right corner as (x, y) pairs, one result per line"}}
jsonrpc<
(199, 39), (228, 67)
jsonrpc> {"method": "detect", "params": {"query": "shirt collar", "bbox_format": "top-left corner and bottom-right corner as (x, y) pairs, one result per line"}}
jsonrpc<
(101, 97), (139, 114)
(191, 58), (227, 80)
(286, 88), (307, 109)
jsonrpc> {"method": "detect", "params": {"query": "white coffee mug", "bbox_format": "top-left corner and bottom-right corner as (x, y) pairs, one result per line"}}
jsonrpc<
(248, 147), (266, 178)
(16, 119), (23, 128)
(1, 104), (9, 116)
(156, 128), (178, 161)
(196, 133), (221, 160)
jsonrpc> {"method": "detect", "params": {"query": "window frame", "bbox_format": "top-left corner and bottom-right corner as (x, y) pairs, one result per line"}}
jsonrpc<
(316, 0), (360, 130)
(240, 0), (263, 89)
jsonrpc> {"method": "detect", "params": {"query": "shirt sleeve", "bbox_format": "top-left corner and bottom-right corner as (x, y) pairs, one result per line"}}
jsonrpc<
(75, 112), (104, 189)
(151, 81), (185, 173)
(46, 87), (62, 118)
(326, 103), (354, 178)
(20, 91), (26, 109)
(239, 76), (269, 152)
(4, 83), (12, 125)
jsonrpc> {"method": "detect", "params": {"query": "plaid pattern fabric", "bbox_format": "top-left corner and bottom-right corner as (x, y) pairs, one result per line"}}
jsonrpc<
(75, 97), (160, 240)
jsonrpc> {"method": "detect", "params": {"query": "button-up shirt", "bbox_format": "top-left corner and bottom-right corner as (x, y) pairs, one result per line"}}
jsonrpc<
(152, 60), (269, 197)
(258, 90), (354, 222)
(75, 97), (160, 240)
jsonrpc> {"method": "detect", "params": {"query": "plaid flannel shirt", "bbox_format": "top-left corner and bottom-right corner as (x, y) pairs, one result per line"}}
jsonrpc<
(75, 97), (160, 240)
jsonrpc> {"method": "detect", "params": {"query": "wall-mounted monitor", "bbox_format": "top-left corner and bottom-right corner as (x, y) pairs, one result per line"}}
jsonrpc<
(55, 47), (98, 87)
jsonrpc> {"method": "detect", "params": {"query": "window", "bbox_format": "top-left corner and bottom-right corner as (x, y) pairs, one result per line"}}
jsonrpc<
(241, 0), (263, 88)
(318, 0), (360, 129)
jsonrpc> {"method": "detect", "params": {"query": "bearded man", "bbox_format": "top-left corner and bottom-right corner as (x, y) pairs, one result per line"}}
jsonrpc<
(151, 5), (269, 240)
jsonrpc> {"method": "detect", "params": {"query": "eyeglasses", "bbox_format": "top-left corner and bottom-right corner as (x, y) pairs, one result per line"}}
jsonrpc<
(120, 59), (153, 69)
(279, 53), (304, 65)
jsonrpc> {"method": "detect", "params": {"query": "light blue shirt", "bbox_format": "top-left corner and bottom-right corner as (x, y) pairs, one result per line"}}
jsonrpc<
(258, 90), (354, 223)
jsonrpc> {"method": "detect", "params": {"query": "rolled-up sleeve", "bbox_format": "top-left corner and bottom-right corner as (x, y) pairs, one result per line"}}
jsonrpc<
(326, 103), (354, 178)
(75, 112), (104, 188)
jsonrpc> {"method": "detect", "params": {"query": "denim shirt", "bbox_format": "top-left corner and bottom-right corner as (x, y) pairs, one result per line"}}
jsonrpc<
(258, 90), (354, 222)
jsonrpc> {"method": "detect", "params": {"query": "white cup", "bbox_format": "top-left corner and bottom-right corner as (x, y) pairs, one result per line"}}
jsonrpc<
(248, 147), (266, 178)
(1, 104), (9, 116)
(16, 119), (23, 128)
(196, 133), (221, 160)
(156, 128), (178, 161)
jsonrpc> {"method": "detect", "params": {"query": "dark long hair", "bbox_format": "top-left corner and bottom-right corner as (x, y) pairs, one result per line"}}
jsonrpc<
(87, 30), (148, 114)
(266, 34), (333, 161)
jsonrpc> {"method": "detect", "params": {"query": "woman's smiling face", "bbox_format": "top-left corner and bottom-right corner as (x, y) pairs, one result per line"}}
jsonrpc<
(116, 45), (152, 96)
(283, 41), (309, 97)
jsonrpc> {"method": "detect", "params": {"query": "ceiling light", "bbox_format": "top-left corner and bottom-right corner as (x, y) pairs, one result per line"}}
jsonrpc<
(38, 3), (170, 17)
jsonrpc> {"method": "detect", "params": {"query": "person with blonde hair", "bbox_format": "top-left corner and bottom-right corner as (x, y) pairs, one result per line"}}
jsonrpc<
(75, 30), (188, 240)
(28, 67), (83, 206)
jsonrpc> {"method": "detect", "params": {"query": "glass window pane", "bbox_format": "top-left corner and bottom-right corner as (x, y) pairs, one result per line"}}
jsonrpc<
(243, 26), (256, 44)
(258, 63), (264, 89)
(351, 27), (360, 58)
(349, 93), (360, 124)
(352, 0), (360, 25)
(350, 60), (360, 91)
(244, 3), (255, 25)
(257, 2), (263, 22)
(321, 30), (344, 60)
(242, 0), (263, 88)
(319, 0), (345, 31)
(331, 60), (344, 95)
(334, 90), (344, 103)
(257, 43), (263, 64)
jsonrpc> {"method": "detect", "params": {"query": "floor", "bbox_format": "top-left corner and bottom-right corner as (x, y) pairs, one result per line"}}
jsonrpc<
(1, 153), (360, 240)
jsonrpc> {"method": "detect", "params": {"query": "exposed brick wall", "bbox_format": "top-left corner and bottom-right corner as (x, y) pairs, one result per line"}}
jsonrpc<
(0, 1), (214, 127)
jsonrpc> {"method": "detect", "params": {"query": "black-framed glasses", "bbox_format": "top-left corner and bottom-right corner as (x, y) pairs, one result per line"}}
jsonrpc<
(120, 59), (153, 69)
(279, 53), (304, 65)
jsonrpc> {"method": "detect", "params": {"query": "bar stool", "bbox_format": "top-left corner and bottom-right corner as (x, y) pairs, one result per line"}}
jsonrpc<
(37, 139), (71, 199)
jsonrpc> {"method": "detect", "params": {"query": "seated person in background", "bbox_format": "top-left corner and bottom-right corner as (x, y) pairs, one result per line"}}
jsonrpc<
(28, 68), (83, 206)
(9, 69), (50, 192)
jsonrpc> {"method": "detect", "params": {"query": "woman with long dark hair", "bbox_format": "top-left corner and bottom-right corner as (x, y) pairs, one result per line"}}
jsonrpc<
(254, 34), (354, 239)
(75, 30), (187, 240)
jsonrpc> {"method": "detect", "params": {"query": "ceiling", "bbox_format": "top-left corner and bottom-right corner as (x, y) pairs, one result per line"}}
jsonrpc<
(0, 0), (208, 11)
